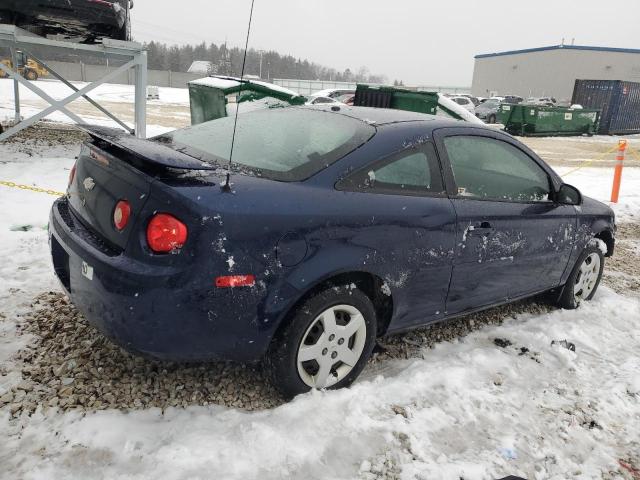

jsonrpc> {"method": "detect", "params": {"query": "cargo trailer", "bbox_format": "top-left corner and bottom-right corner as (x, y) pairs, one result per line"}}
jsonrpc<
(572, 80), (640, 135)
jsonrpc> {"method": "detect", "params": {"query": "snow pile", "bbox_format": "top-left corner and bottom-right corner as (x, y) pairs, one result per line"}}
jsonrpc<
(558, 167), (640, 222)
(0, 78), (190, 106)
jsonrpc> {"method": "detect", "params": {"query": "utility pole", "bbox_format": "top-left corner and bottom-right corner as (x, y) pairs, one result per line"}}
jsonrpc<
(259, 50), (264, 79)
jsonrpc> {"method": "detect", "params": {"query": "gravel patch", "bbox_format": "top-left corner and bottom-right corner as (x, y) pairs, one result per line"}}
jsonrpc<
(1, 292), (282, 417)
(0, 121), (88, 150)
(1, 290), (556, 417)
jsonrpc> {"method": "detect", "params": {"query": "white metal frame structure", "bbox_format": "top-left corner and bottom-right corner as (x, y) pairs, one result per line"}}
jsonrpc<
(0, 24), (147, 141)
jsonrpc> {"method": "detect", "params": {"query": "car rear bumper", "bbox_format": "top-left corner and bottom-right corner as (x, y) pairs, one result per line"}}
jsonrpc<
(49, 197), (272, 363)
(12, 0), (126, 26)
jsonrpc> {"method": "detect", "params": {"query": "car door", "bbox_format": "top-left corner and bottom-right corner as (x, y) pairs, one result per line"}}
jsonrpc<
(433, 128), (577, 314)
(337, 142), (456, 329)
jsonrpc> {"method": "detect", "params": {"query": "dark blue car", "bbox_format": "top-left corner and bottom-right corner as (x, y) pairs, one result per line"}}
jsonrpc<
(49, 106), (615, 397)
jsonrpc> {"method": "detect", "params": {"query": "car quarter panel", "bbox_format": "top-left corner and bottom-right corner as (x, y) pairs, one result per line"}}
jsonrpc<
(186, 124), (458, 339)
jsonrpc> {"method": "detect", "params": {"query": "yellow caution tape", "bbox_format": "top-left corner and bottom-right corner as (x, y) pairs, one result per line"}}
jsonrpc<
(560, 144), (619, 178)
(0, 180), (65, 197)
(626, 145), (640, 162)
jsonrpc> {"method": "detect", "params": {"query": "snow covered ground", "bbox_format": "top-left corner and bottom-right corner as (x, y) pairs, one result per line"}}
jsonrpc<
(1, 81), (639, 479)
(0, 78), (190, 136)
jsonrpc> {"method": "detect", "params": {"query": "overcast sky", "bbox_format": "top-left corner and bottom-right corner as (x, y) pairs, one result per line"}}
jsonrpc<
(131, 0), (639, 86)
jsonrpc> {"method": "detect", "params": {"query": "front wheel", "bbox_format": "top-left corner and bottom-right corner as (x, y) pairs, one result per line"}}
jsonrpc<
(557, 244), (604, 309)
(266, 285), (377, 398)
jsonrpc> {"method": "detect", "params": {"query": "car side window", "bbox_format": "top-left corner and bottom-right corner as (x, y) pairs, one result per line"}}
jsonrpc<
(338, 143), (444, 195)
(443, 135), (551, 202)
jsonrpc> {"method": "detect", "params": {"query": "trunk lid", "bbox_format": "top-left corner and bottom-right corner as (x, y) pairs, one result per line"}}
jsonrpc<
(68, 126), (219, 252)
(68, 141), (153, 251)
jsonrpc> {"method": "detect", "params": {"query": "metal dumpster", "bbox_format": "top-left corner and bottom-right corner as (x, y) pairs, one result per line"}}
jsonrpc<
(353, 84), (477, 122)
(572, 80), (640, 135)
(497, 104), (600, 137)
(188, 76), (306, 125)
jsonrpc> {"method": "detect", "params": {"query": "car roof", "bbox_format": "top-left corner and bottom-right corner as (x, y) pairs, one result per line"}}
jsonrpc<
(301, 105), (462, 127)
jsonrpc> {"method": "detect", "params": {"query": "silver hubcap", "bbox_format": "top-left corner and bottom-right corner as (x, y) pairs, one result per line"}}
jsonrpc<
(297, 304), (367, 389)
(574, 253), (601, 303)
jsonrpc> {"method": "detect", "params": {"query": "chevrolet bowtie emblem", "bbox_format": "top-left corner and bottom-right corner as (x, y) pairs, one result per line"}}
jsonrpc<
(83, 177), (96, 191)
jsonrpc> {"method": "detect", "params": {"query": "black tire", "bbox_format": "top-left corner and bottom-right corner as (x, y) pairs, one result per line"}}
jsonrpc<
(265, 285), (377, 398)
(488, 114), (497, 124)
(24, 69), (38, 81)
(557, 244), (605, 309)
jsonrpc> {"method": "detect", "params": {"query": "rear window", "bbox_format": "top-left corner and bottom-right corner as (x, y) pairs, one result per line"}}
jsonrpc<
(153, 108), (375, 181)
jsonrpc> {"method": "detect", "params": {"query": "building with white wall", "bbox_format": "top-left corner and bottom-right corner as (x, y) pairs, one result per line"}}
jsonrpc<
(471, 45), (640, 101)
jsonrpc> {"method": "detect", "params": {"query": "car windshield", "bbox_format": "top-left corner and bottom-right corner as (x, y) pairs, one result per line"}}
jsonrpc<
(153, 108), (375, 181)
(482, 100), (500, 107)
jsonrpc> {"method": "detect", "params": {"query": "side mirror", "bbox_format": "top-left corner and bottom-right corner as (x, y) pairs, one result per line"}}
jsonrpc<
(556, 183), (582, 205)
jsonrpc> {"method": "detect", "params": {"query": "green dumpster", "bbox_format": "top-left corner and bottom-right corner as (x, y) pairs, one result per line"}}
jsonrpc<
(354, 84), (465, 120)
(497, 104), (601, 137)
(188, 76), (306, 125)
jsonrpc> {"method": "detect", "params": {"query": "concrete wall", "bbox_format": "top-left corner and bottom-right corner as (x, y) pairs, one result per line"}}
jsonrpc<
(471, 48), (640, 101)
(42, 60), (203, 89)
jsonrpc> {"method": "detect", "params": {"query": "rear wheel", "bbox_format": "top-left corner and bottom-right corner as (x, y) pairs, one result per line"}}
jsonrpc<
(488, 114), (497, 124)
(266, 285), (377, 398)
(558, 244), (604, 309)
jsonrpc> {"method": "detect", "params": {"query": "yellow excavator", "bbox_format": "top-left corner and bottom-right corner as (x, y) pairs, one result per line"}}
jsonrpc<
(0, 51), (48, 81)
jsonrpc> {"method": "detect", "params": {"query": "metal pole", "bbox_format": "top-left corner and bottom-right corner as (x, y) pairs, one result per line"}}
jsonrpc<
(134, 50), (147, 139)
(10, 47), (20, 124)
(26, 51), (134, 134)
(611, 139), (627, 203)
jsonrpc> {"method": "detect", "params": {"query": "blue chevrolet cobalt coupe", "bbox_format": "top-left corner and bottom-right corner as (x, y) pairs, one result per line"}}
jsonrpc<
(49, 106), (615, 397)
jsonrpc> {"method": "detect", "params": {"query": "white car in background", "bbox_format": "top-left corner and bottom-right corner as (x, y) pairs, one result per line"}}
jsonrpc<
(305, 96), (344, 106)
(310, 89), (355, 103)
(449, 96), (476, 114)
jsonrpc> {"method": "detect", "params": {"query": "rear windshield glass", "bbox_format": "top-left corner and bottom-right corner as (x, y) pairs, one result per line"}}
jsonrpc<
(153, 108), (375, 181)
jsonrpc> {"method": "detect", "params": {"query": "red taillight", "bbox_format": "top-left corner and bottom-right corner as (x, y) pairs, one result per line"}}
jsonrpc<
(215, 275), (256, 288)
(113, 200), (131, 231)
(68, 163), (76, 189)
(146, 213), (188, 253)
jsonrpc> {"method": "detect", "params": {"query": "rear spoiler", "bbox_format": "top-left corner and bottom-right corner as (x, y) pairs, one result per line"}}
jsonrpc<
(79, 125), (218, 170)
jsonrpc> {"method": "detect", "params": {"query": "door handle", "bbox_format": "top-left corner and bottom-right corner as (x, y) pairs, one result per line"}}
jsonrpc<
(467, 221), (494, 235)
